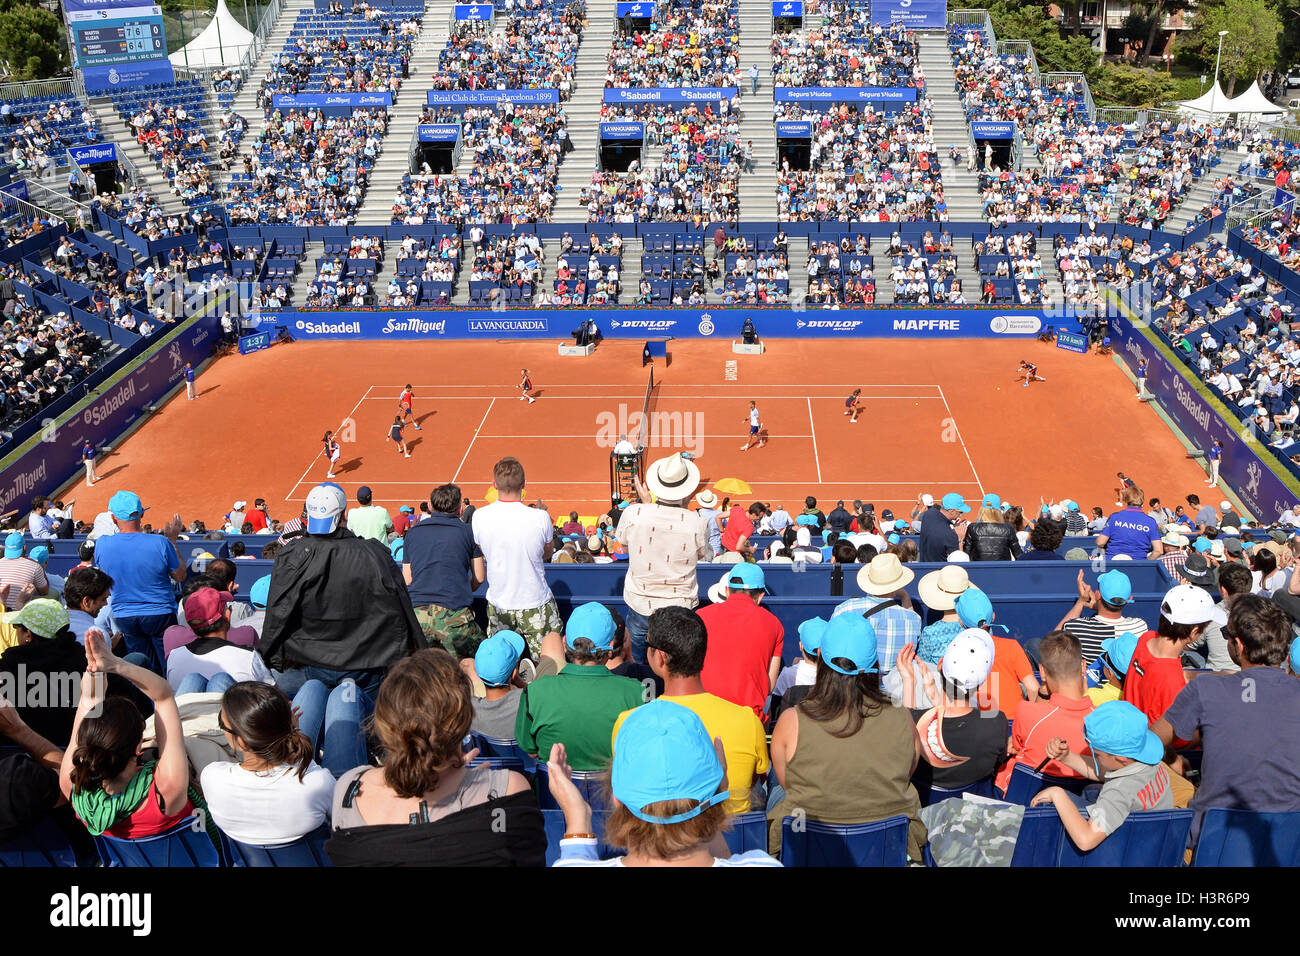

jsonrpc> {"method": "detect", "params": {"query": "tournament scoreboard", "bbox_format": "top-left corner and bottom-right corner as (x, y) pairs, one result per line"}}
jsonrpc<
(68, 4), (166, 68)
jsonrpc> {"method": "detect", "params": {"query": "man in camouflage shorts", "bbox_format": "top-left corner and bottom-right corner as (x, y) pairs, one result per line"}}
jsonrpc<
(486, 600), (563, 659)
(403, 482), (489, 660)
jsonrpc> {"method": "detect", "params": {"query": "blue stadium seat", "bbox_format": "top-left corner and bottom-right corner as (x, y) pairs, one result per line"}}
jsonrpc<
(723, 811), (768, 856)
(222, 823), (333, 867)
(916, 775), (994, 807)
(1193, 809), (1300, 866)
(1010, 806), (1068, 866)
(1058, 809), (1192, 867)
(0, 815), (80, 867)
(999, 763), (1090, 806)
(779, 815), (910, 867)
(94, 816), (223, 867)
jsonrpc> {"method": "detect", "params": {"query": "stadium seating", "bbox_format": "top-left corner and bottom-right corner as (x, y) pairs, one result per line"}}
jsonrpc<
(0, 815), (80, 867)
(222, 824), (334, 867)
(1192, 808), (1300, 866)
(94, 816), (224, 867)
(779, 815), (911, 866)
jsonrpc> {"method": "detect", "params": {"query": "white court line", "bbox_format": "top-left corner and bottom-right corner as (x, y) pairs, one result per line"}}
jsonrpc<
(361, 384), (947, 390)
(288, 480), (983, 487)
(473, 433), (816, 439)
(807, 396), (823, 483)
(286, 384), (373, 500)
(451, 397), (496, 483)
(937, 384), (985, 498)
(358, 394), (946, 401)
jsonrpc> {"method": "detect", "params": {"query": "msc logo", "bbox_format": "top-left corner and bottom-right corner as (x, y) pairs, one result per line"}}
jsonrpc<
(899, 0), (912, 5)
(698, 314), (715, 336)
(989, 315), (1042, 334)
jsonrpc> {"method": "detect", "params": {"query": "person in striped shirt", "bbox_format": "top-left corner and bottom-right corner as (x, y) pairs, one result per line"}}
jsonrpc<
(1053, 569), (1149, 665)
(1159, 529), (1190, 579)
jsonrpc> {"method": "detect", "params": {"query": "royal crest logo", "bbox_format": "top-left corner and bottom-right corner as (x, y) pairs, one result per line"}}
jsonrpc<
(698, 313), (715, 335)
(108, 68), (121, 85)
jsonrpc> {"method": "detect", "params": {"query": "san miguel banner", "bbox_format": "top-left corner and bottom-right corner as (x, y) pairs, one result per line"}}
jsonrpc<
(1109, 309), (1295, 519)
(0, 313), (220, 514)
(870, 0), (947, 28)
(272, 92), (393, 109)
(275, 307), (1052, 341)
(68, 142), (117, 165)
(773, 86), (918, 103)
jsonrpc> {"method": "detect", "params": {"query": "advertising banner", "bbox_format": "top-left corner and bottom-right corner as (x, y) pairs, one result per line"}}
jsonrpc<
(1055, 330), (1088, 353)
(272, 92), (394, 109)
(776, 121), (813, 138)
(773, 86), (918, 103)
(972, 121), (1016, 139)
(602, 87), (738, 104)
(600, 123), (645, 140)
(427, 89), (560, 106)
(417, 124), (461, 142)
(68, 142), (117, 166)
(870, 0), (947, 29)
(81, 59), (173, 93)
(1109, 310), (1295, 519)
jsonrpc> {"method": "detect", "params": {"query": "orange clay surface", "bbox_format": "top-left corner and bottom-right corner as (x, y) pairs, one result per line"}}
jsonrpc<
(55, 337), (1214, 525)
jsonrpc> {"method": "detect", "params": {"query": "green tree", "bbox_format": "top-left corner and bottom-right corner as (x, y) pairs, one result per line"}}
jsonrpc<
(1128, 1), (1190, 65)
(0, 3), (64, 80)
(986, 0), (1098, 77)
(1188, 0), (1281, 93)
(1265, 0), (1299, 65)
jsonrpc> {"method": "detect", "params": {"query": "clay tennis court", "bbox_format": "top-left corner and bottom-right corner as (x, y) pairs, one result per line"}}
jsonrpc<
(54, 337), (1217, 523)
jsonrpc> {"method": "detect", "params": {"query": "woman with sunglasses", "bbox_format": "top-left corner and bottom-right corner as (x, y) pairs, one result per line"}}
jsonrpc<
(201, 681), (336, 847)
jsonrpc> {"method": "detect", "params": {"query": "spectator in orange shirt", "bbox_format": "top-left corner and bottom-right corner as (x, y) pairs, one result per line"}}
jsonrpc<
(954, 588), (1039, 719)
(995, 630), (1094, 793)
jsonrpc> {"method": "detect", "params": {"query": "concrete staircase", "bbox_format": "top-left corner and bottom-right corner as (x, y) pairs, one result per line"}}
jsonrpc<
(220, 0), (314, 193)
(736, 0), (777, 223)
(553, 3), (616, 221)
(293, 239), (324, 304)
(354, 10), (451, 221)
(917, 34), (984, 225)
(1163, 147), (1251, 236)
(84, 99), (184, 215)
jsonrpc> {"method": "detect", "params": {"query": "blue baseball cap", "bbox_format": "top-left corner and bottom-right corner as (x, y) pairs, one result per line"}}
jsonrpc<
(796, 513), (819, 527)
(3, 531), (22, 559)
(797, 616), (827, 655)
(249, 574), (271, 610)
(1066, 500), (1080, 513)
(107, 490), (148, 521)
(941, 492), (970, 514)
(1193, 537), (1213, 553)
(564, 602), (617, 650)
(475, 630), (525, 687)
(305, 482), (347, 534)
(389, 537), (405, 562)
(1097, 570), (1132, 606)
(1083, 701), (1164, 764)
(819, 614), (879, 675)
(1099, 632), (1140, 676)
(28, 545), (48, 566)
(981, 493), (1003, 509)
(893, 520), (910, 532)
(725, 562), (766, 592)
(400, 506), (414, 514)
(1291, 637), (1300, 674)
(611, 700), (728, 824)
(955, 587), (994, 628)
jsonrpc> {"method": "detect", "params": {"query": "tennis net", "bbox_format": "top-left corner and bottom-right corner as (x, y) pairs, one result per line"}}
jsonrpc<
(638, 365), (655, 451)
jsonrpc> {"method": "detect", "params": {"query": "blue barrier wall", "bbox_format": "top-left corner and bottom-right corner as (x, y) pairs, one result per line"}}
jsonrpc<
(0, 314), (221, 513)
(1109, 308), (1296, 519)
(271, 307), (1059, 340)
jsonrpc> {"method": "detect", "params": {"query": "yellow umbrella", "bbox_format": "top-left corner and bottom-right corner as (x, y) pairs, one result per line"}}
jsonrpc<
(713, 478), (752, 495)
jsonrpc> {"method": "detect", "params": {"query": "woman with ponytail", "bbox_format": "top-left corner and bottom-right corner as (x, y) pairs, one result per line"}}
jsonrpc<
(325, 648), (546, 866)
(200, 681), (336, 846)
(59, 630), (218, 846)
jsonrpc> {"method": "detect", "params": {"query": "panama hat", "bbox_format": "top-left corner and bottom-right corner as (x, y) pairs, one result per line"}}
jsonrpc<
(918, 564), (972, 611)
(856, 553), (915, 596)
(644, 453), (701, 502)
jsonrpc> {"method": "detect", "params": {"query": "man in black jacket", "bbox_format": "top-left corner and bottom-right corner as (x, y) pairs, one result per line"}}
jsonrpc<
(257, 482), (426, 701)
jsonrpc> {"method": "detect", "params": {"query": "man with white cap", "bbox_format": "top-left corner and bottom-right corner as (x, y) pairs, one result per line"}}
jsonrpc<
(615, 452), (711, 663)
(257, 481), (426, 701)
(225, 501), (247, 533)
(829, 553), (921, 674)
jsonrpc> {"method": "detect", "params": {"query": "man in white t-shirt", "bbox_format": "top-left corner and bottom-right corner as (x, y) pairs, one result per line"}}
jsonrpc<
(471, 457), (559, 657)
(167, 587), (275, 692)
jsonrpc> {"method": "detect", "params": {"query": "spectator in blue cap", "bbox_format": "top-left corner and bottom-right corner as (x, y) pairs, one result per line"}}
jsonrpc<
(1087, 631), (1139, 705)
(1032, 700), (1174, 852)
(470, 629), (527, 740)
(550, 700), (781, 867)
(92, 490), (186, 673)
(699, 562), (784, 722)
(514, 602), (645, 771)
(0, 530), (48, 611)
(771, 616), (826, 718)
(768, 614), (928, 861)
(244, 574), (271, 639)
(919, 492), (969, 562)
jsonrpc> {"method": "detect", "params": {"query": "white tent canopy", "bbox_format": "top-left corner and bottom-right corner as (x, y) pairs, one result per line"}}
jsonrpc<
(169, 0), (256, 70)
(1226, 80), (1286, 118)
(1176, 81), (1236, 117)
